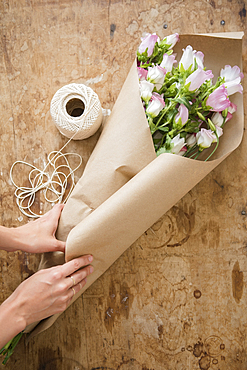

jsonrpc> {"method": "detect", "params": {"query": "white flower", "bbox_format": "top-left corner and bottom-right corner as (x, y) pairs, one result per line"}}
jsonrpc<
(211, 126), (223, 143)
(186, 133), (197, 147)
(165, 33), (180, 49)
(179, 45), (205, 71)
(170, 134), (185, 154)
(194, 51), (204, 69)
(220, 65), (243, 96)
(224, 78), (243, 95)
(228, 102), (237, 114)
(160, 53), (177, 73)
(139, 80), (154, 103)
(220, 64), (244, 82)
(147, 65), (166, 90)
(146, 92), (165, 118)
(196, 129), (214, 149)
(211, 112), (224, 127)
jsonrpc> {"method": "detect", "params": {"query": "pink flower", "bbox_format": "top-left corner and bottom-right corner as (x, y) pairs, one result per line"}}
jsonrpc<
(147, 65), (166, 90)
(220, 65), (243, 96)
(186, 66), (214, 91)
(146, 92), (165, 118)
(226, 112), (232, 122)
(160, 53), (177, 72)
(177, 146), (187, 156)
(228, 102), (237, 114)
(165, 33), (180, 49)
(196, 129), (214, 149)
(137, 67), (148, 81)
(175, 104), (189, 126)
(206, 85), (231, 112)
(138, 33), (159, 56)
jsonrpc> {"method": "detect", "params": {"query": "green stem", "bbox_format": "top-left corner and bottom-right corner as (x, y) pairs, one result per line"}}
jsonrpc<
(184, 143), (198, 157)
(188, 150), (200, 159)
(1, 332), (24, 365)
(155, 96), (178, 128)
(205, 134), (219, 162)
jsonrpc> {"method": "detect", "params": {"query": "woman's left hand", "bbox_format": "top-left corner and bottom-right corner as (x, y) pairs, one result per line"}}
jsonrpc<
(4, 204), (66, 253)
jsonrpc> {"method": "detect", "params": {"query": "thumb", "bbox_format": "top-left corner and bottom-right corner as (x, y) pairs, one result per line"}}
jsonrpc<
(52, 239), (66, 253)
(49, 204), (65, 223)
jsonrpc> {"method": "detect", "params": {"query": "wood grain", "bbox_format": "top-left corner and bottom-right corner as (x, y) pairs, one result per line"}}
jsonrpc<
(0, 0), (247, 369)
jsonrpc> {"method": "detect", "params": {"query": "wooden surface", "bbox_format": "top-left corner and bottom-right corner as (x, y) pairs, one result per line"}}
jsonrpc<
(0, 0), (247, 369)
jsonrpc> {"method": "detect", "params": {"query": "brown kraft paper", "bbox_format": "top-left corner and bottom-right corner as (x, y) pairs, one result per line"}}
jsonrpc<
(26, 32), (244, 337)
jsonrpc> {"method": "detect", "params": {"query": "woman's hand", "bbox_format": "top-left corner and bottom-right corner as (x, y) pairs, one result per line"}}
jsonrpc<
(0, 254), (93, 348)
(0, 204), (66, 253)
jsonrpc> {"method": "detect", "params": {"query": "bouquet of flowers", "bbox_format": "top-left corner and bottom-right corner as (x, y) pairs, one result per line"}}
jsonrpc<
(1, 32), (244, 363)
(137, 32), (243, 160)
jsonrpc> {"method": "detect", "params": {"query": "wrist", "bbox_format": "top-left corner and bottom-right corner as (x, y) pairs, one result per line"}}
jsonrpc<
(0, 225), (31, 252)
(0, 226), (20, 252)
(0, 297), (26, 347)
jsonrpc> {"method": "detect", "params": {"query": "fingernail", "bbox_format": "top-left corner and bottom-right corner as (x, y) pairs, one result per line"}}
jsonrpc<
(89, 266), (94, 274)
(84, 278), (87, 285)
(88, 255), (93, 262)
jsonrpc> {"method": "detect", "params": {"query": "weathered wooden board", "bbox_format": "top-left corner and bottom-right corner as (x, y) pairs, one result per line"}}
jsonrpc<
(0, 0), (247, 369)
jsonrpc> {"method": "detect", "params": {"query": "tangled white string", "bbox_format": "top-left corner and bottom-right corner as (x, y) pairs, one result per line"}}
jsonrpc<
(10, 83), (106, 218)
(10, 142), (82, 218)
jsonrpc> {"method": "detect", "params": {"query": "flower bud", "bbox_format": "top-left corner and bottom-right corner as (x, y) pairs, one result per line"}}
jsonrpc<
(222, 108), (228, 118)
(208, 118), (216, 133)
(197, 111), (206, 121)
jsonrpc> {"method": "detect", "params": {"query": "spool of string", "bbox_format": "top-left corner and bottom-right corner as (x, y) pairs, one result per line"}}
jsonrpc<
(50, 83), (103, 140)
(10, 83), (105, 218)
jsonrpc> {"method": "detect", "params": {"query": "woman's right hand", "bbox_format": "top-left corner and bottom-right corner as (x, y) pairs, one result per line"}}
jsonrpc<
(2, 254), (94, 328)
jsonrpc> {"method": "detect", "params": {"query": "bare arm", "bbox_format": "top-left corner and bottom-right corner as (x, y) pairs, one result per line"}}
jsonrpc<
(0, 255), (93, 348)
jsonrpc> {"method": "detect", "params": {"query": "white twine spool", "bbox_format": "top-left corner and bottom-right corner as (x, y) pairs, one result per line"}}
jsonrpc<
(50, 83), (103, 140)
(10, 83), (110, 218)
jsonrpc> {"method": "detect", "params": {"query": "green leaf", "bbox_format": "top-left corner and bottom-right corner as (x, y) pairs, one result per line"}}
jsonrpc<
(174, 96), (191, 110)
(156, 146), (168, 156)
(158, 126), (169, 133)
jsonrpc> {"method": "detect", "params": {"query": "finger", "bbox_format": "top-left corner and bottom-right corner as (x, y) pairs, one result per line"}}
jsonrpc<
(53, 240), (66, 253)
(69, 277), (88, 299)
(62, 255), (93, 277)
(67, 265), (93, 288)
(49, 204), (65, 228)
(39, 204), (63, 220)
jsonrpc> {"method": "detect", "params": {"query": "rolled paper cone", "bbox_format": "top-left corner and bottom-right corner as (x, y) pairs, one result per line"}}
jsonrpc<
(27, 32), (244, 338)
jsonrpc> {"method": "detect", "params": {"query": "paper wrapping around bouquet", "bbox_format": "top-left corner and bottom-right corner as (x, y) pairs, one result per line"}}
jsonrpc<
(27, 32), (244, 337)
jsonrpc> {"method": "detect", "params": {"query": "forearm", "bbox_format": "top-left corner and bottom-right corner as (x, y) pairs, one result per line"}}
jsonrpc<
(0, 226), (24, 252)
(0, 297), (26, 348)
